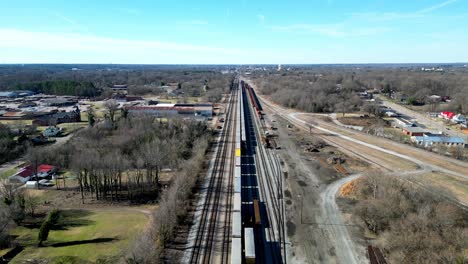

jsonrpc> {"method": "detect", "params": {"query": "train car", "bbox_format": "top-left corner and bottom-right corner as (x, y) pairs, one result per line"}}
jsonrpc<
(234, 166), (241, 179)
(253, 199), (261, 226)
(231, 237), (242, 264)
(234, 176), (241, 194)
(235, 156), (241, 167)
(233, 193), (241, 212)
(244, 228), (256, 264)
(232, 211), (242, 238)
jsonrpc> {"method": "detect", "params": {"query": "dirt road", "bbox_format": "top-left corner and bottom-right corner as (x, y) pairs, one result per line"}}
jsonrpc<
(269, 111), (367, 264)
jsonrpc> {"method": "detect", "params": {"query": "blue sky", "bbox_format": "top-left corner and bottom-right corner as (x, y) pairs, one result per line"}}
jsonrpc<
(0, 0), (467, 64)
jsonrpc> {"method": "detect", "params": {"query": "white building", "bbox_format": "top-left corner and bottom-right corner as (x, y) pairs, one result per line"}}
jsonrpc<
(411, 134), (465, 148)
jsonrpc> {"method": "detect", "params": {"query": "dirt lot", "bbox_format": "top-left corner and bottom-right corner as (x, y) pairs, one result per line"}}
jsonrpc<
(268, 112), (370, 264)
(337, 116), (379, 127)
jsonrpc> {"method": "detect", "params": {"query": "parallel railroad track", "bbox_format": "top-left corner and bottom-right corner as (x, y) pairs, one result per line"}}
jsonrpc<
(190, 88), (238, 264)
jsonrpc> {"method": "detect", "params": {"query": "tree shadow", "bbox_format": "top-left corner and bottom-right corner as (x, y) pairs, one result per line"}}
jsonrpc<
(49, 237), (118, 247)
(51, 209), (95, 230)
(21, 209), (95, 230)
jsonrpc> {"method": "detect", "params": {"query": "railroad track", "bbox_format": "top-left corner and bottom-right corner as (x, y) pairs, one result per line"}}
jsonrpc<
(190, 88), (238, 264)
(244, 86), (284, 263)
(259, 100), (394, 172)
(220, 88), (237, 264)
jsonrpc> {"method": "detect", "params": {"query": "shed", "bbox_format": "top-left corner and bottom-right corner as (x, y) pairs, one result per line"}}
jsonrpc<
(25, 181), (38, 189)
(402, 127), (427, 136)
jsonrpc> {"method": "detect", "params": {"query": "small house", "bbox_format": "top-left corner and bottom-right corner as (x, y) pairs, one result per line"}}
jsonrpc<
(9, 164), (57, 184)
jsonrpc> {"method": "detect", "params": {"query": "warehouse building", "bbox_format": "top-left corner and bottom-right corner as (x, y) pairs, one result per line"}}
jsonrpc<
(126, 103), (213, 120)
(411, 134), (465, 148)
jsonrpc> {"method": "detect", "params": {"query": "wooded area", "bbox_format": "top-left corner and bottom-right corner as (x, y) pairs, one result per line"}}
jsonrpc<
(16, 80), (98, 97)
(352, 174), (467, 263)
(0, 124), (27, 164)
(0, 65), (234, 102)
(27, 115), (209, 202)
(252, 68), (468, 114)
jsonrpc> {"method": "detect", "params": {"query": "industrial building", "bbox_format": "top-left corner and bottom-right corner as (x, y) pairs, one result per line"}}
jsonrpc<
(126, 103), (213, 120)
(411, 134), (466, 148)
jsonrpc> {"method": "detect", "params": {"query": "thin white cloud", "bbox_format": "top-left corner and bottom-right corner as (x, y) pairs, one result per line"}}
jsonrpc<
(257, 14), (265, 24)
(0, 29), (241, 64)
(417, 0), (459, 14)
(52, 12), (89, 33)
(270, 23), (391, 38)
(350, 12), (422, 21)
(352, 0), (459, 21)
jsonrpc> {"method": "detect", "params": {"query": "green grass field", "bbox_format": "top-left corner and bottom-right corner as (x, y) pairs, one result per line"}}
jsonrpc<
(0, 167), (19, 180)
(0, 120), (33, 125)
(10, 209), (148, 263)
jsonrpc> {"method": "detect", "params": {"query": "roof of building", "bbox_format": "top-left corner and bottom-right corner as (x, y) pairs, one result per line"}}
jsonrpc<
(0, 92), (16, 97)
(38, 164), (56, 173)
(413, 135), (465, 144)
(127, 105), (192, 111)
(14, 164), (57, 178)
(15, 165), (34, 178)
(112, 84), (128, 88)
(41, 98), (77, 105)
(2, 111), (26, 117)
(127, 103), (212, 112)
(403, 127), (427, 133)
(441, 111), (455, 118)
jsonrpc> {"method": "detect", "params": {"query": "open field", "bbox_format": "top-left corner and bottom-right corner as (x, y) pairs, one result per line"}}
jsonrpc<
(0, 166), (18, 179)
(10, 208), (148, 263)
(409, 172), (468, 205)
(0, 120), (33, 125)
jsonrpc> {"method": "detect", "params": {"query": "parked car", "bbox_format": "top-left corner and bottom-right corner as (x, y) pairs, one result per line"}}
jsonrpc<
(39, 179), (54, 187)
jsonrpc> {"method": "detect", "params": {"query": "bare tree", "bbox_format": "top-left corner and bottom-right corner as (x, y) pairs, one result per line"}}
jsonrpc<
(24, 193), (40, 217)
(104, 99), (119, 124)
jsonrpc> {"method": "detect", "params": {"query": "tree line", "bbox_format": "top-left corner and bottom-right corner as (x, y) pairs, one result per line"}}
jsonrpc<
(15, 80), (99, 97)
(0, 65), (234, 103)
(127, 136), (208, 263)
(252, 72), (363, 114)
(251, 67), (468, 114)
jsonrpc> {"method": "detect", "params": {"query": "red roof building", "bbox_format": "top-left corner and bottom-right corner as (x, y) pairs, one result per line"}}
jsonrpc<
(37, 164), (56, 174)
(440, 111), (455, 119)
(9, 164), (57, 183)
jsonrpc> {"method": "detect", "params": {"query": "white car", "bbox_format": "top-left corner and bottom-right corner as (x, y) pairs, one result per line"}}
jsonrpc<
(38, 179), (54, 187)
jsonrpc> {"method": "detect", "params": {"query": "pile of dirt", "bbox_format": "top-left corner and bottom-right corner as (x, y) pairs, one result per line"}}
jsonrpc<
(339, 178), (361, 197)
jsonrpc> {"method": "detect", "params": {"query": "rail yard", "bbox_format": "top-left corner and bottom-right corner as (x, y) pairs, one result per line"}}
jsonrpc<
(185, 79), (286, 263)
